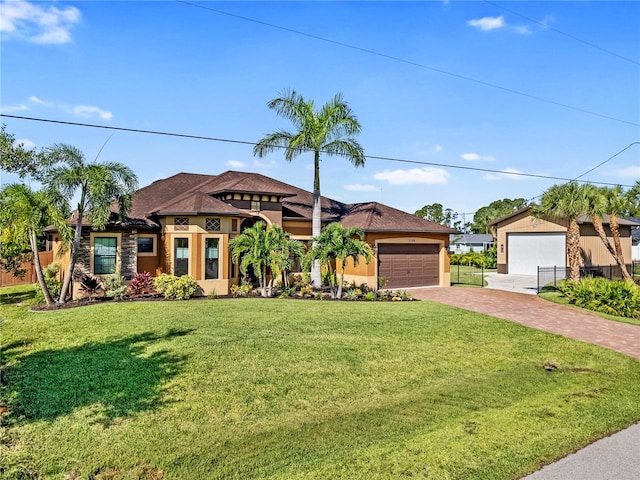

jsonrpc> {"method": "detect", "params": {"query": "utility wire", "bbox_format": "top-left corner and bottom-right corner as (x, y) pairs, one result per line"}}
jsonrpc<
(2, 114), (635, 189)
(482, 0), (640, 66)
(572, 141), (640, 182)
(175, 0), (639, 127)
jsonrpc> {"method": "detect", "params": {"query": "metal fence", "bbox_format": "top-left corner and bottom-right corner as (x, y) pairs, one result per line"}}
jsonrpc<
(450, 263), (486, 287)
(537, 260), (640, 291)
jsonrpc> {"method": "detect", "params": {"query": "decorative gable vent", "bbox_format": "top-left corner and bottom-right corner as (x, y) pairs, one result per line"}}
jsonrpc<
(206, 217), (221, 231)
(175, 217), (189, 231)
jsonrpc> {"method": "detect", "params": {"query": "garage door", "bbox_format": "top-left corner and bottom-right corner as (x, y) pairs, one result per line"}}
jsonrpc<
(378, 243), (439, 288)
(508, 233), (566, 275)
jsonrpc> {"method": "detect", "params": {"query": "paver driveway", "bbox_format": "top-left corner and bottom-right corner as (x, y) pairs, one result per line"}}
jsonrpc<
(410, 287), (640, 360)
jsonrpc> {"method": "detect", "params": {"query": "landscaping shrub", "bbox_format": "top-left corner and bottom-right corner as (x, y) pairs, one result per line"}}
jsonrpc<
(130, 271), (155, 296)
(558, 277), (640, 319)
(153, 273), (199, 300)
(103, 274), (128, 301)
(78, 274), (101, 300)
(34, 263), (62, 304)
(230, 283), (253, 297)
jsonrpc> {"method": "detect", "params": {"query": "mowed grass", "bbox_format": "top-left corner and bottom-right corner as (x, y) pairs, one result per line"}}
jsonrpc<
(2, 293), (640, 479)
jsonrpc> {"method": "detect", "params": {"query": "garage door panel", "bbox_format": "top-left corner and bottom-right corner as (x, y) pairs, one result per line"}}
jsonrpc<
(508, 233), (565, 275)
(378, 244), (439, 288)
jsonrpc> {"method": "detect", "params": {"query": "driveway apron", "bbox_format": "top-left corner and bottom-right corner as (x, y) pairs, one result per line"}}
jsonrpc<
(410, 287), (640, 360)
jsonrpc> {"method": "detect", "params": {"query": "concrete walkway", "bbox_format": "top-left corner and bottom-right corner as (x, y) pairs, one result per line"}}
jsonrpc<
(484, 272), (538, 295)
(409, 287), (640, 479)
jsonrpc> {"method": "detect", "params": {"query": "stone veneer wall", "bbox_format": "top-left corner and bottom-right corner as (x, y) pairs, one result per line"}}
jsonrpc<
(74, 229), (138, 281)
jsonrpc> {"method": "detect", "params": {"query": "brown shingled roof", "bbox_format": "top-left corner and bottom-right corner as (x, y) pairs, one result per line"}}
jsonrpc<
(153, 191), (249, 216)
(88, 170), (457, 234)
(340, 202), (459, 233)
(128, 172), (214, 219)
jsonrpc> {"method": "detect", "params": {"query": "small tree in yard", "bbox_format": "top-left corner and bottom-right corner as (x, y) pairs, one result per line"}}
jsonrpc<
(229, 223), (303, 297)
(0, 184), (70, 307)
(307, 223), (373, 299)
(44, 144), (137, 303)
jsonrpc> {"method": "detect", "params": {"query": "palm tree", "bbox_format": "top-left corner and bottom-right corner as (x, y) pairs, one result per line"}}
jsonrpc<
(308, 223), (373, 299)
(602, 185), (634, 281)
(533, 182), (591, 282)
(0, 184), (71, 306)
(586, 186), (632, 281)
(44, 144), (137, 303)
(229, 223), (303, 297)
(254, 90), (365, 287)
(266, 225), (305, 288)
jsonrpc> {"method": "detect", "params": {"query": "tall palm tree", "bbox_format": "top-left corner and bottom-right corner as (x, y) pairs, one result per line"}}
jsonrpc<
(254, 90), (365, 287)
(602, 185), (634, 281)
(533, 182), (591, 282)
(44, 144), (138, 303)
(586, 186), (632, 281)
(0, 184), (71, 306)
(308, 223), (373, 299)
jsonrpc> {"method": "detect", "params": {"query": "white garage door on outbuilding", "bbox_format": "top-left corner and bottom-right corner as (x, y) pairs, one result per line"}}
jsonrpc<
(507, 233), (566, 275)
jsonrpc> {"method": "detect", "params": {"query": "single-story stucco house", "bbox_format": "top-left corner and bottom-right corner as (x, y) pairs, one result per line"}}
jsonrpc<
(490, 206), (639, 275)
(48, 171), (457, 297)
(449, 234), (494, 254)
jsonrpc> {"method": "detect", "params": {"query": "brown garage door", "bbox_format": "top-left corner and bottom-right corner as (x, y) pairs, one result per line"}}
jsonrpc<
(378, 243), (439, 288)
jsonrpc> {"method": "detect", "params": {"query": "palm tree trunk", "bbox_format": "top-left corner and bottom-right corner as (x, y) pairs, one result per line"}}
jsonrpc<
(59, 213), (83, 303)
(591, 215), (619, 259)
(567, 219), (581, 282)
(337, 267), (345, 299)
(609, 214), (632, 281)
(29, 230), (54, 306)
(311, 150), (322, 288)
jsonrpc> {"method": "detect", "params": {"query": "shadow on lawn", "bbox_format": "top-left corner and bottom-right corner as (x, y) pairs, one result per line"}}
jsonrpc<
(2, 329), (192, 424)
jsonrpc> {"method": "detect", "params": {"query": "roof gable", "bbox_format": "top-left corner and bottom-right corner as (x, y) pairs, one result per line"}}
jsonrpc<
(341, 202), (458, 233)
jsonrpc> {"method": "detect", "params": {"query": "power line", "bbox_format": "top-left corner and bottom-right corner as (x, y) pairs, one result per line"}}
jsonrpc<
(572, 142), (640, 181)
(482, 0), (640, 66)
(175, 0), (639, 127)
(2, 113), (635, 189)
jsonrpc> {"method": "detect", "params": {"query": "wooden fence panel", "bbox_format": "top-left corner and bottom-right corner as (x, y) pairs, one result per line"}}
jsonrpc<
(0, 251), (54, 287)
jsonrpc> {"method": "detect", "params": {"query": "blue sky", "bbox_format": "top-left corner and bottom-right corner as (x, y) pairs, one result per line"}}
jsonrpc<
(1, 1), (638, 221)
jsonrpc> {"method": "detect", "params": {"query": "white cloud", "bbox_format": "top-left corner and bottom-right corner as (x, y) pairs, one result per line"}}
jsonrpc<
(227, 160), (246, 169)
(434, 144), (443, 153)
(29, 95), (51, 106)
(374, 167), (449, 185)
(613, 165), (640, 178)
(0, 0), (81, 44)
(16, 138), (36, 149)
(253, 158), (276, 169)
(467, 16), (504, 31)
(461, 152), (495, 162)
(515, 25), (532, 35)
(483, 168), (527, 181)
(72, 105), (113, 121)
(0, 103), (28, 113)
(344, 183), (380, 192)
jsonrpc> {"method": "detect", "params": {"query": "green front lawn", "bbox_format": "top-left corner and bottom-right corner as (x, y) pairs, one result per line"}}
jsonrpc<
(2, 295), (640, 479)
